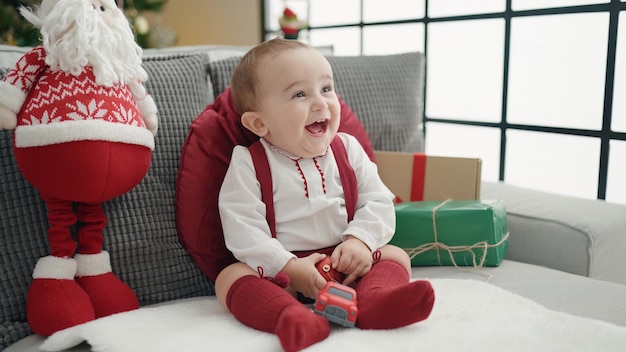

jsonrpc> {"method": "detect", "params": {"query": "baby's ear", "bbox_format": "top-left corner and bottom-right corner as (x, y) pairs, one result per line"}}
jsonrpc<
(241, 112), (268, 137)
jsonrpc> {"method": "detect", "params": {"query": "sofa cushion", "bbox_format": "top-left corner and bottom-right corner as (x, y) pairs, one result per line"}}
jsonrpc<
(208, 56), (239, 100)
(481, 181), (626, 285)
(107, 54), (215, 301)
(0, 44), (29, 68)
(208, 52), (426, 153)
(0, 54), (214, 350)
(0, 66), (44, 348)
(330, 53), (425, 153)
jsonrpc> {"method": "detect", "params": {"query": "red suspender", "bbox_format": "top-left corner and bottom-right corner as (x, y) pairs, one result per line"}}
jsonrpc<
(249, 135), (357, 238)
(330, 137), (357, 223)
(248, 141), (277, 238)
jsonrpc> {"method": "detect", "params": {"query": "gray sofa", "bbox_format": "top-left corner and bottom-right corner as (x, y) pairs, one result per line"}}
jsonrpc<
(1, 44), (626, 351)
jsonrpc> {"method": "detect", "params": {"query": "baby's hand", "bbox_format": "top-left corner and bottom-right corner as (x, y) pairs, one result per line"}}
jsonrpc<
(282, 253), (327, 299)
(331, 236), (373, 285)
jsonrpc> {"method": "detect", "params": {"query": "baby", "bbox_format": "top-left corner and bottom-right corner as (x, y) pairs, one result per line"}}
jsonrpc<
(216, 38), (434, 352)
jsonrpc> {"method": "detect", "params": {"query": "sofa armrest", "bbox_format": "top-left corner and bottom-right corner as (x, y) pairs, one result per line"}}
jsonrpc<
(481, 181), (626, 285)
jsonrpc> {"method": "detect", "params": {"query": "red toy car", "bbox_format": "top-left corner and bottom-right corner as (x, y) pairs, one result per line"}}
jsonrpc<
(315, 256), (345, 283)
(314, 281), (358, 328)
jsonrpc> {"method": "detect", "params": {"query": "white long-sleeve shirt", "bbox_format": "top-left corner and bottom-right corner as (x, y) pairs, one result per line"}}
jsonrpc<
(219, 132), (395, 277)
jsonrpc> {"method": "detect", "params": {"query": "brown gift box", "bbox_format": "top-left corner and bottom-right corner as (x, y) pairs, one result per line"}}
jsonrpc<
(374, 151), (482, 202)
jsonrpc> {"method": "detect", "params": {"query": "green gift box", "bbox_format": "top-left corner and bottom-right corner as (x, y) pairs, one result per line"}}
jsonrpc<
(390, 200), (509, 267)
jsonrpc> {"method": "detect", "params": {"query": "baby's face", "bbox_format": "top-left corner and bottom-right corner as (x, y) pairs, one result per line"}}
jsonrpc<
(254, 47), (341, 158)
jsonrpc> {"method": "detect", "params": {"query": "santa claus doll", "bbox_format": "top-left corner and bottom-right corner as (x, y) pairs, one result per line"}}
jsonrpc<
(0, 0), (157, 336)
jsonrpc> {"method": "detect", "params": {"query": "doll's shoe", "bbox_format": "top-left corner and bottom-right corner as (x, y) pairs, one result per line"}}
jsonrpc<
(75, 251), (139, 317)
(27, 256), (95, 336)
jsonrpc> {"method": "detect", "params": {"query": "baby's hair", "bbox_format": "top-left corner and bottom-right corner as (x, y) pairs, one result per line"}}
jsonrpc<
(231, 38), (311, 114)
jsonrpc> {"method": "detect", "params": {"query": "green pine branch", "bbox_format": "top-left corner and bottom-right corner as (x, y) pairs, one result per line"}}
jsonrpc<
(124, 0), (168, 12)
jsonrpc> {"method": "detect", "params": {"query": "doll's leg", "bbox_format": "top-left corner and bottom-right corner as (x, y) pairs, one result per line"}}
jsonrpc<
(27, 196), (95, 336)
(216, 263), (330, 352)
(44, 196), (78, 257)
(74, 201), (105, 254)
(355, 244), (435, 330)
(74, 202), (139, 318)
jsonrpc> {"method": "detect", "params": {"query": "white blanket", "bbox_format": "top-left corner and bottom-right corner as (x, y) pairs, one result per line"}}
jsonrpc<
(41, 279), (626, 352)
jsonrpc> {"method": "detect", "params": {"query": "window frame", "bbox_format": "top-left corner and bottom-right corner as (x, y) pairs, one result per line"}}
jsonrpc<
(261, 0), (626, 201)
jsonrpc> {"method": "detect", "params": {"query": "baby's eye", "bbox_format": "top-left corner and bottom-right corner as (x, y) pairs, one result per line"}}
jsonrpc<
(293, 91), (305, 98)
(322, 86), (332, 93)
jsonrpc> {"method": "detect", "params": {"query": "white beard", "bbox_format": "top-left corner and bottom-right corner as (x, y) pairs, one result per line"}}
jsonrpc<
(22, 0), (147, 86)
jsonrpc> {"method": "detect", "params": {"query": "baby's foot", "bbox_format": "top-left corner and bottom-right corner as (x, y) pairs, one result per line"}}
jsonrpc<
(357, 280), (435, 329)
(276, 307), (331, 352)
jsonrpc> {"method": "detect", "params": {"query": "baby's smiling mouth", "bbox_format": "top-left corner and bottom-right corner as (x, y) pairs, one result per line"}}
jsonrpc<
(305, 119), (329, 136)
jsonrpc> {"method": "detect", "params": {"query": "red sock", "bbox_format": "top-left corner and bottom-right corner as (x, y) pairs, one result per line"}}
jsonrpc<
(226, 275), (330, 352)
(355, 260), (435, 329)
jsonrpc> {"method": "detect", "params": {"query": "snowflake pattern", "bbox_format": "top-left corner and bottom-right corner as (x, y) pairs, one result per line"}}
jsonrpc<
(66, 99), (108, 121)
(23, 107), (61, 126)
(3, 47), (45, 93)
(5, 49), (146, 130)
(111, 102), (139, 126)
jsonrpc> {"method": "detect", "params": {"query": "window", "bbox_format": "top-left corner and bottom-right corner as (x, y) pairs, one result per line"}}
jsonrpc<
(262, 0), (626, 205)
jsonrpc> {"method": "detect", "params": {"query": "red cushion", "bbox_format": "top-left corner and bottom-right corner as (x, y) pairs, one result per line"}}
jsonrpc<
(175, 87), (373, 281)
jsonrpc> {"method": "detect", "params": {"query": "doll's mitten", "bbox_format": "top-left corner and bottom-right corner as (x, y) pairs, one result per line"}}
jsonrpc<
(128, 80), (158, 135)
(142, 112), (158, 136)
(136, 93), (158, 135)
(0, 105), (17, 130)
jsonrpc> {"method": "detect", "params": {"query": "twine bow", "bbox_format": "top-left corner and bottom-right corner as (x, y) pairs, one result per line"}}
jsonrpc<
(403, 199), (509, 277)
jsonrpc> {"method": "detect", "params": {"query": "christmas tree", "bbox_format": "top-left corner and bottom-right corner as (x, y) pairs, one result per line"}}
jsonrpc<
(0, 0), (40, 46)
(0, 0), (174, 48)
